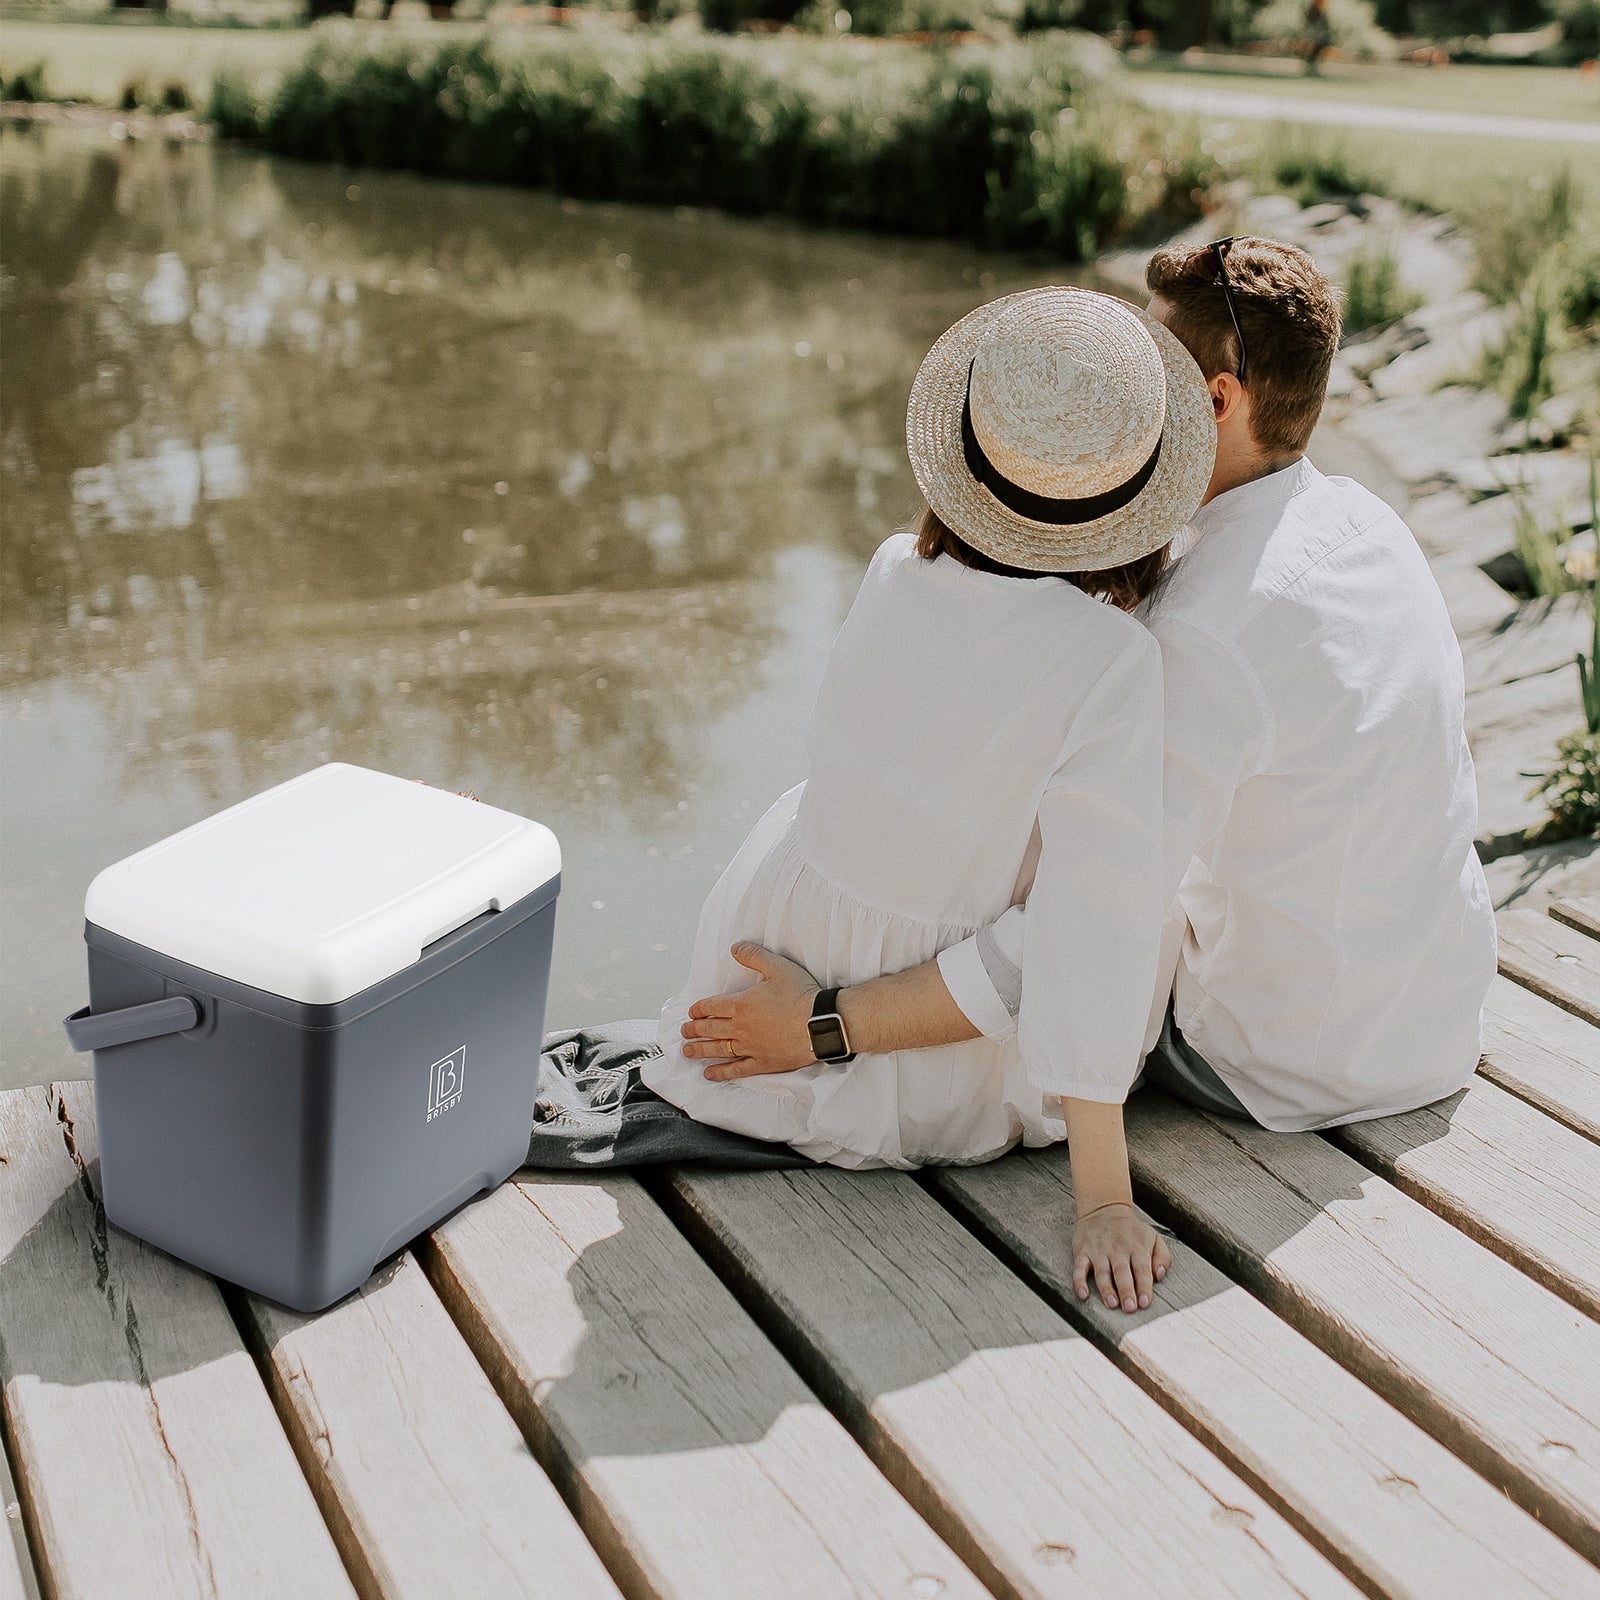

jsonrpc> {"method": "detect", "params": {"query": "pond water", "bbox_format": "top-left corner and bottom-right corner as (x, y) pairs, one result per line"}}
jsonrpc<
(0, 120), (1398, 1090)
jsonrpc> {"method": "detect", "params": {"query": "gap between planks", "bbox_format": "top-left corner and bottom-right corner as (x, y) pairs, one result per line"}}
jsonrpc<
(1476, 974), (1600, 1144)
(1323, 1072), (1600, 1319)
(1497, 908), (1600, 1026)
(658, 1165), (1363, 1600)
(416, 1171), (992, 1600)
(222, 1257), (625, 1600)
(1119, 1090), (1600, 1566)
(918, 1153), (1598, 1600)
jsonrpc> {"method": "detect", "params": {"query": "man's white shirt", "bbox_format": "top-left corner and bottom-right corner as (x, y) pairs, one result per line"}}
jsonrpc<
(936, 456), (1498, 1131)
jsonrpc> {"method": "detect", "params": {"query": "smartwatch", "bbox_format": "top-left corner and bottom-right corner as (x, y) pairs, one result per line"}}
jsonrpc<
(807, 987), (856, 1064)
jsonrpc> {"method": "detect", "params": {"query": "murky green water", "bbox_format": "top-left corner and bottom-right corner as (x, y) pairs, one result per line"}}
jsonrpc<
(1, 120), (1098, 1088)
(0, 121), (1405, 1090)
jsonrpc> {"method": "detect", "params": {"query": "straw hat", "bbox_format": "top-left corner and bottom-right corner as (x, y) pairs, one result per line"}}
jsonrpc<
(906, 286), (1216, 572)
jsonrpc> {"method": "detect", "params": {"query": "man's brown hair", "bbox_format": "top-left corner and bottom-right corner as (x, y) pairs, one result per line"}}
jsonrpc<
(1145, 237), (1342, 457)
(913, 504), (1169, 614)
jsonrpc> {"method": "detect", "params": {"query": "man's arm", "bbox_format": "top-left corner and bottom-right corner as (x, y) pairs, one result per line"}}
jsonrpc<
(681, 942), (976, 1079)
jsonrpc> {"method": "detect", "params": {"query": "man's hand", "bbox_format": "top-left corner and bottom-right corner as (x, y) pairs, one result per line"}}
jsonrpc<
(680, 943), (821, 1081)
(1072, 1202), (1171, 1314)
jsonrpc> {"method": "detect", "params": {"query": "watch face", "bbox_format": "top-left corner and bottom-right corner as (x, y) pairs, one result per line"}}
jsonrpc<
(809, 1013), (849, 1060)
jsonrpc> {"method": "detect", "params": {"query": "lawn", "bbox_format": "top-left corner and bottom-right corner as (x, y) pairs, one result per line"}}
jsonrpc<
(2, 16), (319, 100)
(1126, 56), (1600, 124)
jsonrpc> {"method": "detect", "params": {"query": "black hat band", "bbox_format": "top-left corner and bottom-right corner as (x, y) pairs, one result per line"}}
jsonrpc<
(959, 360), (1163, 527)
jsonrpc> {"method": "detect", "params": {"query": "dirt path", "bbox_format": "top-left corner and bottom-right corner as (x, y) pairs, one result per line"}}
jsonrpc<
(1131, 83), (1600, 145)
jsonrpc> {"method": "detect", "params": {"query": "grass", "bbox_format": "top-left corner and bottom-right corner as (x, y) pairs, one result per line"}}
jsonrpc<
(1342, 246), (1423, 335)
(1124, 59), (1600, 124)
(0, 17), (313, 103)
(1511, 489), (1581, 597)
(1525, 463), (1600, 842)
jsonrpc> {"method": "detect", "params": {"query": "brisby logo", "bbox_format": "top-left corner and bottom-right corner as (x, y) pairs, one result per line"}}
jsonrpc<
(427, 1046), (466, 1123)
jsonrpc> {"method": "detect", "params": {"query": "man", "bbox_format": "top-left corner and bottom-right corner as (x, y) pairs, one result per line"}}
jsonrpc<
(677, 236), (1497, 1136)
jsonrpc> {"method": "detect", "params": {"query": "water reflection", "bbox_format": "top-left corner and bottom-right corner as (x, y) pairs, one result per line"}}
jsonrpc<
(0, 121), (1073, 1086)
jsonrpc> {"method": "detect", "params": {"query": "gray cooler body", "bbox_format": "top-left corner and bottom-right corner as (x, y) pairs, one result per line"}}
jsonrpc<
(63, 763), (561, 1313)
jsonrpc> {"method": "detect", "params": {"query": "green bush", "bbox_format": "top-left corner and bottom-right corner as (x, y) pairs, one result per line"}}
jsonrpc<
(208, 72), (264, 139)
(244, 33), (1209, 261)
(1, 61), (48, 103)
(1342, 246), (1423, 336)
(1260, 133), (1387, 207)
(1528, 729), (1600, 840)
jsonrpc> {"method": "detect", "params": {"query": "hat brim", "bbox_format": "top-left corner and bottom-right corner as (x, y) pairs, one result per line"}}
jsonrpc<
(905, 287), (1217, 573)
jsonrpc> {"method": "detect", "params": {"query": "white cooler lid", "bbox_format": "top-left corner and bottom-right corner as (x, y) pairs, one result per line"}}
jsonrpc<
(85, 763), (561, 1005)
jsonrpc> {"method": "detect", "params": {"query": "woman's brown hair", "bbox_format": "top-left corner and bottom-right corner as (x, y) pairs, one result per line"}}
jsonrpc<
(912, 504), (1169, 613)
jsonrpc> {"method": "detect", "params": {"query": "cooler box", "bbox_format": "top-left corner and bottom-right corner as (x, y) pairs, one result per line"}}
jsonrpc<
(62, 762), (560, 1312)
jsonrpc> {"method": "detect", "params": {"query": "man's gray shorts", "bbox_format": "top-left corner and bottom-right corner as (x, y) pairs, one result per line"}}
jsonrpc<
(523, 1006), (1250, 1172)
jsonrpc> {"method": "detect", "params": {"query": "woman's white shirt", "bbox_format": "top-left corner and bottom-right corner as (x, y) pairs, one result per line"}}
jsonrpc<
(644, 531), (1166, 1168)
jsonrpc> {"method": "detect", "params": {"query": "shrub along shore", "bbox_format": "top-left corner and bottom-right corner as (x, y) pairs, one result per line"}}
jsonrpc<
(204, 30), (1215, 260)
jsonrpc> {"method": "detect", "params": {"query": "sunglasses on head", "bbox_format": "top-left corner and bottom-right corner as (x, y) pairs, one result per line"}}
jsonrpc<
(1208, 237), (1248, 386)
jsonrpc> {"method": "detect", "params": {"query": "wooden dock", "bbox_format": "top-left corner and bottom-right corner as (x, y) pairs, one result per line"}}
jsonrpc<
(4, 901), (1599, 1600)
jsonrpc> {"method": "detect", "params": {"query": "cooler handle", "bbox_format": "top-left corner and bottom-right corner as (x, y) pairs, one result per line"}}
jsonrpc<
(63, 996), (202, 1054)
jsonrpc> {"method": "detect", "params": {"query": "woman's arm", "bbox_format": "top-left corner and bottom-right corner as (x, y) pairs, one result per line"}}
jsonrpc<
(1061, 1096), (1169, 1312)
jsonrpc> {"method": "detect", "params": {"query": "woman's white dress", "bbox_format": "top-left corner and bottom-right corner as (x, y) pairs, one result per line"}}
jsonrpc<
(643, 531), (1166, 1169)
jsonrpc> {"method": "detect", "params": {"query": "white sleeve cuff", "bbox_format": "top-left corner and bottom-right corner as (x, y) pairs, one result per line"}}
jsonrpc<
(937, 937), (1019, 1041)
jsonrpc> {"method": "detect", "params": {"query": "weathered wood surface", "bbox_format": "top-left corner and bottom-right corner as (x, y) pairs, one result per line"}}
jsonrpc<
(666, 1167), (1359, 1600)
(0, 1083), (354, 1600)
(1121, 1091), (1600, 1562)
(240, 1251), (623, 1600)
(1497, 907), (1600, 1026)
(0, 1445), (31, 1600)
(1326, 1075), (1600, 1316)
(929, 1150), (1598, 1600)
(1551, 895), (1600, 940)
(1478, 973), (1600, 1141)
(421, 1173), (987, 1600)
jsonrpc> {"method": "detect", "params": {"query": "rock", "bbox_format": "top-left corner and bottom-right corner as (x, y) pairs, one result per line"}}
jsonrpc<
(1368, 305), (1517, 399)
(1460, 590), (1596, 696)
(1538, 392), (1587, 441)
(1467, 669), (1583, 839)
(1446, 450), (1596, 505)
(1431, 560), (1517, 639)
(1342, 321), (1426, 380)
(1343, 388), (1511, 488)
(1294, 201), (1352, 230)
(1240, 193), (1305, 232)
(1466, 658), (1581, 740)
(1324, 355), (1363, 400)
(1481, 835), (1600, 909)
(1402, 289), (1490, 338)
(1386, 223), (1473, 303)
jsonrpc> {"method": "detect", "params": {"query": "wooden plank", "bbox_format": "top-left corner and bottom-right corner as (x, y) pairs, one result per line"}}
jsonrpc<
(667, 1167), (1362, 1600)
(420, 1173), (989, 1600)
(239, 1252), (623, 1600)
(0, 1083), (354, 1600)
(1498, 907), (1600, 1026)
(1479, 974), (1600, 1142)
(1551, 895), (1600, 940)
(930, 1151), (1598, 1600)
(1326, 1077), (1600, 1317)
(1121, 1091), (1600, 1563)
